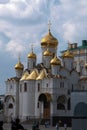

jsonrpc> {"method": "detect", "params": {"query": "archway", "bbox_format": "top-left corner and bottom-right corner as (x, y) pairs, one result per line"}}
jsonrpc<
(38, 93), (51, 119)
(74, 102), (87, 116)
(4, 95), (15, 102)
(4, 95), (15, 118)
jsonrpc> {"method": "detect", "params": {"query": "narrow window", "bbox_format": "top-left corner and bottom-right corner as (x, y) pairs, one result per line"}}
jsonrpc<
(63, 82), (64, 87)
(10, 85), (12, 89)
(67, 98), (71, 110)
(37, 102), (39, 108)
(33, 62), (35, 67)
(24, 83), (27, 92)
(60, 82), (64, 88)
(46, 83), (48, 87)
(38, 83), (40, 92)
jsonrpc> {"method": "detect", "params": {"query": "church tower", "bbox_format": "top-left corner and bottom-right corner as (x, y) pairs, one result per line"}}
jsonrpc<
(27, 46), (36, 72)
(15, 56), (24, 78)
(40, 21), (58, 67)
(62, 50), (74, 71)
(43, 49), (53, 68)
(50, 55), (61, 75)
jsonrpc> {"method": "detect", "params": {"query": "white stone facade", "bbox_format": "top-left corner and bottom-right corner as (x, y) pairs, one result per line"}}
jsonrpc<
(4, 29), (87, 126)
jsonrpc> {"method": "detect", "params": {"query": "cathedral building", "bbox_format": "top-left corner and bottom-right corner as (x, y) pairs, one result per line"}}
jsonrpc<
(4, 26), (87, 126)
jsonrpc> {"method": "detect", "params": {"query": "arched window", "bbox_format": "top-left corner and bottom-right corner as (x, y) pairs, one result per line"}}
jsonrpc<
(57, 103), (65, 110)
(57, 95), (66, 110)
(57, 95), (66, 104)
(8, 103), (13, 109)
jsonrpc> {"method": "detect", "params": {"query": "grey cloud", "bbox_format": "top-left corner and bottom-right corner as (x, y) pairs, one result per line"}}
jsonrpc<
(0, 0), (9, 4)
(0, 1), (50, 26)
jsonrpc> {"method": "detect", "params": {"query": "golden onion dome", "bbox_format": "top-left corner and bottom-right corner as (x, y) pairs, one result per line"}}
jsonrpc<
(43, 49), (53, 56)
(26, 69), (38, 80)
(50, 56), (61, 65)
(41, 30), (58, 48)
(36, 69), (47, 80)
(62, 50), (74, 58)
(15, 61), (24, 70)
(20, 71), (29, 81)
(27, 52), (36, 59)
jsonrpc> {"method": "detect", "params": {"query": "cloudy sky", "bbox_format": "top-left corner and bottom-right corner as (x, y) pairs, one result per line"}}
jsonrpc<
(0, 0), (87, 94)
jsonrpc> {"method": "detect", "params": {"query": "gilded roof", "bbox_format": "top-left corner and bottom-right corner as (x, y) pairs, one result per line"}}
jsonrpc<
(41, 30), (58, 48)
(27, 52), (36, 59)
(26, 69), (38, 80)
(62, 50), (74, 58)
(36, 69), (47, 80)
(50, 56), (61, 65)
(15, 61), (24, 70)
(20, 71), (29, 81)
(43, 49), (53, 56)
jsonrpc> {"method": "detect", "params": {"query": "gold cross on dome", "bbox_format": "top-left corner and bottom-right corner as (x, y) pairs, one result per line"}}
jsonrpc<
(31, 44), (33, 52)
(18, 52), (21, 62)
(48, 20), (51, 31)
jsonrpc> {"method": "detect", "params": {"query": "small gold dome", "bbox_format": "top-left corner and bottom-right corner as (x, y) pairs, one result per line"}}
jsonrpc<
(20, 71), (29, 81)
(43, 49), (53, 56)
(26, 69), (38, 80)
(15, 61), (24, 70)
(28, 52), (36, 59)
(41, 30), (58, 48)
(50, 56), (61, 65)
(62, 50), (74, 58)
(36, 69), (47, 80)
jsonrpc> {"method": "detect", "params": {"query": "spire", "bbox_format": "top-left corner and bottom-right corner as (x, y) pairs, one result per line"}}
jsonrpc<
(48, 20), (51, 32)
